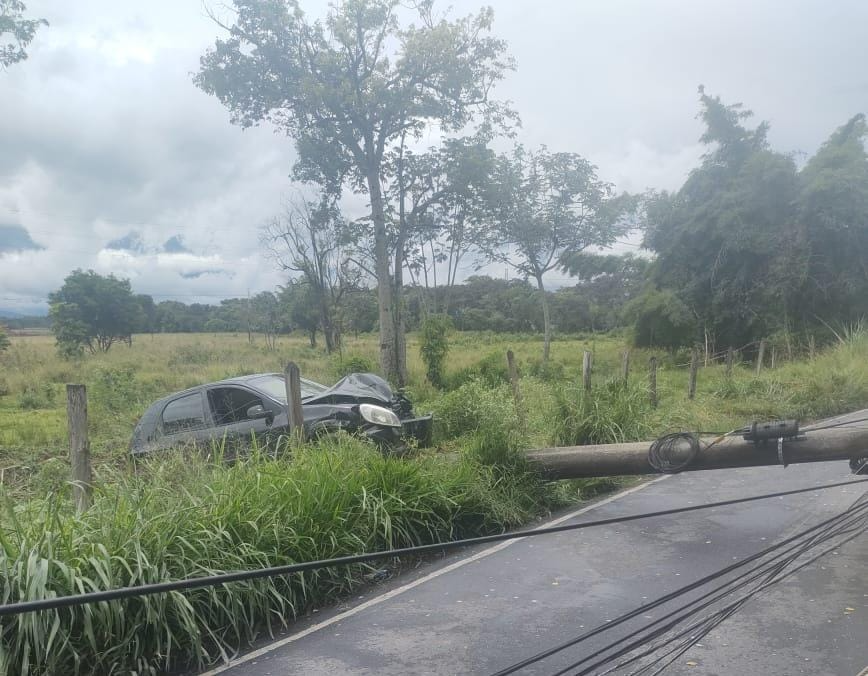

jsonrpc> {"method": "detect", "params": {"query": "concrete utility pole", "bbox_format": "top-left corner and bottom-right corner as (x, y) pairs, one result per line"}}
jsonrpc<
(527, 410), (868, 479)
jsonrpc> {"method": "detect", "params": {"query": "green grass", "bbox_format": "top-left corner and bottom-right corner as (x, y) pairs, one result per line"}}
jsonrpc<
(0, 436), (572, 675)
(0, 330), (867, 674)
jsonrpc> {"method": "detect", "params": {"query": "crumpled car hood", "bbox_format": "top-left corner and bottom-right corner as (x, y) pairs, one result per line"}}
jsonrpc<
(304, 373), (395, 406)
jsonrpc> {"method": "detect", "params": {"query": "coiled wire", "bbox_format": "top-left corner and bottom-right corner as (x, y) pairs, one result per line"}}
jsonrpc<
(648, 432), (701, 473)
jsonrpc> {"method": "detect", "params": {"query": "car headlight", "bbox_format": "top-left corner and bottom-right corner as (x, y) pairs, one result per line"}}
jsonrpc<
(359, 403), (402, 428)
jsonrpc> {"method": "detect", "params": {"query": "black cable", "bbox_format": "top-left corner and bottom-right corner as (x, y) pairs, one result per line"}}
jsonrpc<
(2, 478), (866, 617)
(647, 433), (700, 473)
(623, 522), (868, 676)
(489, 489), (868, 676)
(557, 505), (868, 675)
(566, 497), (868, 676)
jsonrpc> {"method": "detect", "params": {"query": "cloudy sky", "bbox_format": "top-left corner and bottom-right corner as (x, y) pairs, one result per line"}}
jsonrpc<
(1, 0), (866, 313)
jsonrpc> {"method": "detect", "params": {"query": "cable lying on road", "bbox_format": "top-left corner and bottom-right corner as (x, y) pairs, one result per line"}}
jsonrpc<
(490, 490), (868, 676)
(1, 478), (866, 618)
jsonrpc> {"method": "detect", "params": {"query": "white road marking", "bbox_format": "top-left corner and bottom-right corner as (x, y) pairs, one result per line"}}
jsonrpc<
(200, 475), (670, 674)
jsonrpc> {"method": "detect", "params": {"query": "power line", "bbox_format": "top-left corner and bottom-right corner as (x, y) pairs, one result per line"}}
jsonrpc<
(0, 478), (864, 617)
(492, 490), (868, 675)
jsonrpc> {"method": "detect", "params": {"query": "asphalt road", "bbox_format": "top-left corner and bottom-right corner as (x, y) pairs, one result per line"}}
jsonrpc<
(205, 461), (868, 676)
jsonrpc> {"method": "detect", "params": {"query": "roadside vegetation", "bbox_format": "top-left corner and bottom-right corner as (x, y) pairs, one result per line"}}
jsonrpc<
(1, 328), (867, 673)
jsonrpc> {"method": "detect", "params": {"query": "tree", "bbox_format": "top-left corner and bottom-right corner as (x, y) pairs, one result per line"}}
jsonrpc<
(341, 288), (379, 336)
(49, 270), (143, 356)
(279, 279), (320, 347)
(479, 145), (635, 361)
(0, 323), (10, 353)
(1, 0), (47, 68)
(419, 313), (452, 387)
(797, 113), (868, 324)
(644, 88), (802, 349)
(196, 0), (512, 385)
(625, 287), (695, 350)
(250, 291), (282, 349)
(400, 135), (497, 316)
(261, 194), (356, 353)
(560, 252), (650, 331)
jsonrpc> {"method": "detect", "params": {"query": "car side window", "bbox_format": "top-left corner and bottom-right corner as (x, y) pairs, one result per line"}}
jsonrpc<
(162, 393), (206, 435)
(207, 387), (265, 426)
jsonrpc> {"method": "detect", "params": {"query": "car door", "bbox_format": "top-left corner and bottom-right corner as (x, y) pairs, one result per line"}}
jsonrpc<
(158, 390), (212, 449)
(204, 385), (275, 450)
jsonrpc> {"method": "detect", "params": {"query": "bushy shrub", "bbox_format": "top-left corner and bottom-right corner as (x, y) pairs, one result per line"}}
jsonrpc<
(432, 379), (514, 440)
(0, 325), (10, 353)
(446, 351), (509, 389)
(17, 382), (56, 410)
(167, 344), (214, 367)
(527, 358), (565, 382)
(333, 353), (376, 377)
(555, 380), (652, 446)
(89, 364), (141, 415)
(419, 314), (452, 388)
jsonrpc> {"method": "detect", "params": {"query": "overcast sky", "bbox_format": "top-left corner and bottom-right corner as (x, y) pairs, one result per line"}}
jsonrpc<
(1, 0), (866, 313)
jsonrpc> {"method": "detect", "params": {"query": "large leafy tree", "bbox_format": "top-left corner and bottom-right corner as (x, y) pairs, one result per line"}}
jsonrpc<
(797, 113), (868, 324)
(644, 88), (802, 349)
(196, 0), (512, 385)
(49, 270), (144, 356)
(0, 0), (46, 68)
(479, 145), (635, 361)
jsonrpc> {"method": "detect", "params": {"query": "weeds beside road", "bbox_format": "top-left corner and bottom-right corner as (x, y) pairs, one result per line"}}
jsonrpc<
(0, 331), (867, 674)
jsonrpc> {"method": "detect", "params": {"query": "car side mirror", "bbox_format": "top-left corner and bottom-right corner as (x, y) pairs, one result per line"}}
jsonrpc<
(247, 405), (272, 423)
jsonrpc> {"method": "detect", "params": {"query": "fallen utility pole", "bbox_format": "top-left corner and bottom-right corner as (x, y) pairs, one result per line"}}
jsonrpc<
(527, 410), (868, 479)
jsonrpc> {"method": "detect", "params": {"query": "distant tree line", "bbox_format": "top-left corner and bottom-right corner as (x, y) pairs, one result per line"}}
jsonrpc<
(43, 261), (651, 358)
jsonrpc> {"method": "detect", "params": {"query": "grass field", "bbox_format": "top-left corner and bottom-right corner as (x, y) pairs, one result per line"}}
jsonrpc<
(2, 330), (867, 484)
(1, 329), (867, 674)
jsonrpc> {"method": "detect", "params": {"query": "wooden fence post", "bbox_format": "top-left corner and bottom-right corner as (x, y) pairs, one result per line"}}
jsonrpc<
(687, 349), (699, 400)
(582, 350), (592, 392)
(725, 346), (734, 378)
(756, 340), (766, 376)
(649, 357), (658, 409)
(506, 350), (526, 432)
(808, 335), (816, 360)
(621, 349), (630, 387)
(284, 362), (305, 443)
(66, 384), (92, 513)
(770, 345), (777, 370)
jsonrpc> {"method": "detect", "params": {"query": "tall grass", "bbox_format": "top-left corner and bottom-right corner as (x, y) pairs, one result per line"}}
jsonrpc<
(0, 436), (566, 675)
(1, 332), (867, 674)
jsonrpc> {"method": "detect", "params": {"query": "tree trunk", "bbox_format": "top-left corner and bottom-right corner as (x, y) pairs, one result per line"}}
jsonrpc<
(320, 299), (335, 354)
(535, 273), (552, 363)
(367, 167), (400, 385)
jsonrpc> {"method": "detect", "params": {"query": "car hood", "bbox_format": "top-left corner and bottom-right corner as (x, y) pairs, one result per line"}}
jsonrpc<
(304, 372), (395, 406)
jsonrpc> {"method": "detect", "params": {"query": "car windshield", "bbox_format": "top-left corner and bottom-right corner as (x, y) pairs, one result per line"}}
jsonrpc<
(248, 374), (328, 402)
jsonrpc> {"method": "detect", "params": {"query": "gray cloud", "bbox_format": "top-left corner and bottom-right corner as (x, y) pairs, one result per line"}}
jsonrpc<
(0, 224), (44, 253)
(0, 0), (866, 311)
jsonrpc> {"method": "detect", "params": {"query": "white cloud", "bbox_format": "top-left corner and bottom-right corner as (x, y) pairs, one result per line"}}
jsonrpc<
(1, 0), (866, 311)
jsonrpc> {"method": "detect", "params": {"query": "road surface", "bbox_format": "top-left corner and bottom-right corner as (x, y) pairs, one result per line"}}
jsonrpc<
(204, 461), (868, 676)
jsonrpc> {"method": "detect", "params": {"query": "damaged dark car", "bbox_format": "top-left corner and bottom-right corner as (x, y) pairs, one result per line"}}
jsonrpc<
(130, 372), (433, 457)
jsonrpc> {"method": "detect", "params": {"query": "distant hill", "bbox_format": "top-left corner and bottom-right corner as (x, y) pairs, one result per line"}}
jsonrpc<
(0, 307), (48, 319)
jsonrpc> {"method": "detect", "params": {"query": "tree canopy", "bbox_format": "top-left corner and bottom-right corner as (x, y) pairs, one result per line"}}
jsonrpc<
(639, 89), (868, 350)
(49, 270), (144, 356)
(196, 0), (513, 385)
(0, 0), (47, 68)
(479, 145), (635, 360)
